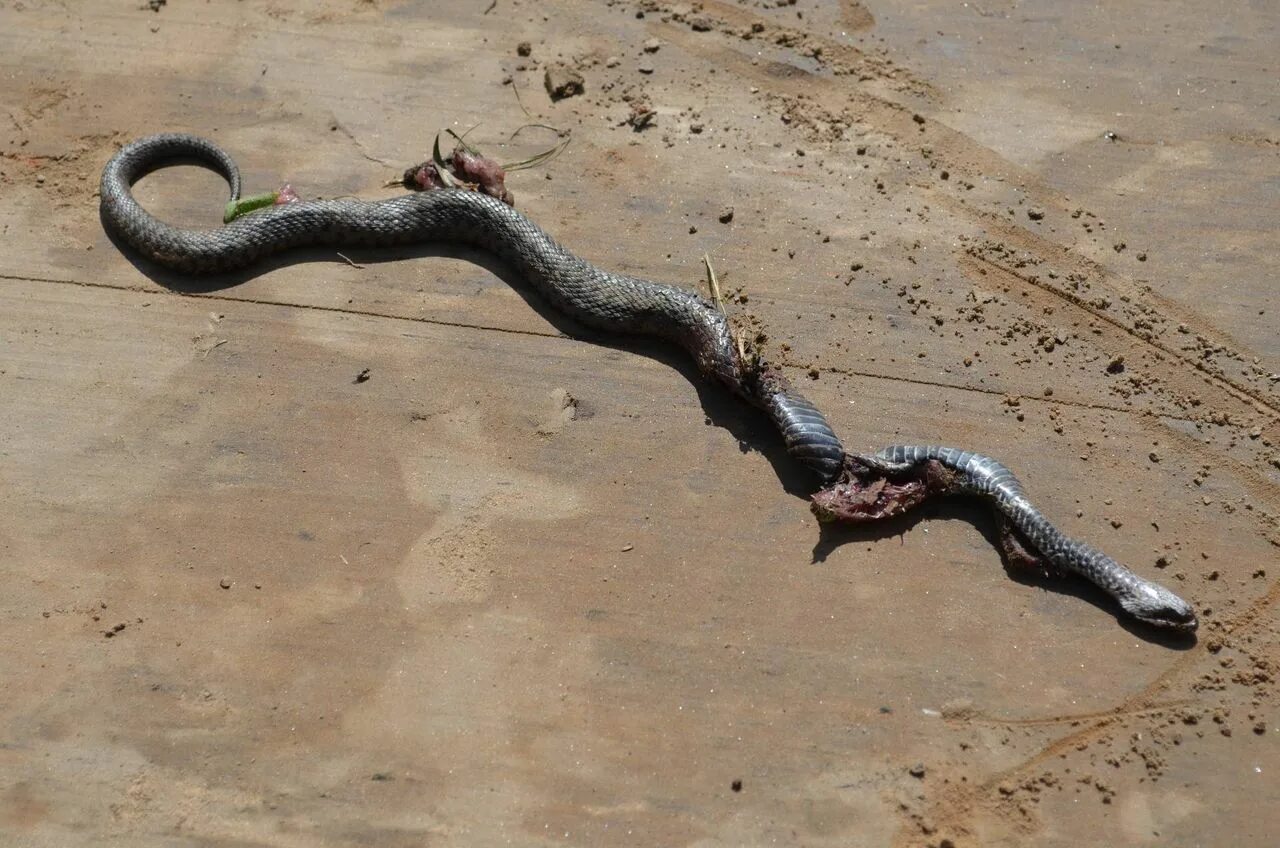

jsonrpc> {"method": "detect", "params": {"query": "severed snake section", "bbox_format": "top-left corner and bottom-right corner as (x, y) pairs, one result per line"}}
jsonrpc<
(815, 447), (1196, 630)
(100, 133), (1196, 632)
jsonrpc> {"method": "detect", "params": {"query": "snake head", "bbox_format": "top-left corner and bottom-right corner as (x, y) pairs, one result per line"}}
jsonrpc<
(1117, 581), (1198, 631)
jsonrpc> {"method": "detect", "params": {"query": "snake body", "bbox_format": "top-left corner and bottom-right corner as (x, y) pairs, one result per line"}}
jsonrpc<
(100, 133), (1196, 632)
(100, 133), (845, 483)
(862, 446), (1196, 630)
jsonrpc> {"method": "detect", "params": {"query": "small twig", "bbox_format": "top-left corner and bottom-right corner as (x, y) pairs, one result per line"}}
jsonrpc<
(445, 126), (481, 155)
(702, 253), (726, 313)
(483, 0), (497, 13)
(509, 122), (567, 139)
(509, 78), (532, 119)
(202, 339), (227, 359)
(502, 133), (571, 171)
(335, 252), (364, 269)
(704, 254), (747, 362)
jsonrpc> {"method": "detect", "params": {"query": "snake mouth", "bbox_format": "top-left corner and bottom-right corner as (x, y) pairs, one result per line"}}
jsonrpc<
(1140, 611), (1199, 632)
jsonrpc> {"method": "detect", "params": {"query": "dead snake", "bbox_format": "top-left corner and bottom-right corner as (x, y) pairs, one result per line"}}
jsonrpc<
(99, 133), (1197, 632)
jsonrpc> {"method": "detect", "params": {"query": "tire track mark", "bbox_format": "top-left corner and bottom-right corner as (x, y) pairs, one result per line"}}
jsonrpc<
(946, 700), (1194, 728)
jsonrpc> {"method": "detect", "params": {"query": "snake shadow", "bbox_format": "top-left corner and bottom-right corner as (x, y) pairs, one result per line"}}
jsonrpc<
(813, 500), (1197, 649)
(104, 216), (818, 501)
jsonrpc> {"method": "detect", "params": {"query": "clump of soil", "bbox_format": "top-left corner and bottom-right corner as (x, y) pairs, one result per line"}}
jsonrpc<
(544, 64), (584, 100)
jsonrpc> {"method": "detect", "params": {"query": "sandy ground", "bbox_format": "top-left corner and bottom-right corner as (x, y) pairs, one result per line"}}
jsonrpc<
(1, 1), (1277, 845)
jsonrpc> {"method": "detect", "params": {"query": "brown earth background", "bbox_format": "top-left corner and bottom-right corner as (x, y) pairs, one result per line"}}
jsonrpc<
(1, 1), (1277, 845)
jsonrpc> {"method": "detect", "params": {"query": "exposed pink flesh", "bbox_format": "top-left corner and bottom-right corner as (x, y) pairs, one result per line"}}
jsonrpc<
(811, 459), (957, 524)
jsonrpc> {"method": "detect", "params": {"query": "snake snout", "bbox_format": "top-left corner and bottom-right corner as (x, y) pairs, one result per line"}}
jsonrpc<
(1120, 583), (1198, 631)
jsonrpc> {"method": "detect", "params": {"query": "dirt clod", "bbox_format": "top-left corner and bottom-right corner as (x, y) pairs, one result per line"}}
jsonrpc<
(544, 64), (584, 100)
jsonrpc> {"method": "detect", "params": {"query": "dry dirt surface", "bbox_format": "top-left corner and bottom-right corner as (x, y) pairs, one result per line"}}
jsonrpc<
(1, 1), (1277, 846)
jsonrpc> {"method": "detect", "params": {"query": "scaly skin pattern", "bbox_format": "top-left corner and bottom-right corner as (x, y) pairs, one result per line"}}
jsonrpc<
(102, 134), (1194, 631)
(860, 446), (1197, 630)
(99, 133), (846, 482)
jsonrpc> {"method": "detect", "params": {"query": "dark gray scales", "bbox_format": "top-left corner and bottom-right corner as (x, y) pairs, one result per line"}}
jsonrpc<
(101, 133), (1196, 633)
